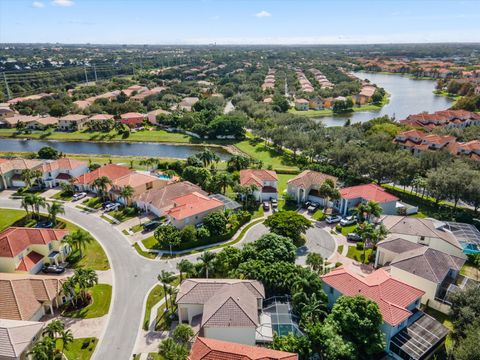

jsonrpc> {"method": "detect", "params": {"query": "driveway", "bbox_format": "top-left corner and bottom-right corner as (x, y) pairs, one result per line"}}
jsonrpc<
(296, 223), (337, 266)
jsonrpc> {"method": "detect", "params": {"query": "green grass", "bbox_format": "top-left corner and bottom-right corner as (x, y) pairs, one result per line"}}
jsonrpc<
(0, 128), (192, 143)
(346, 245), (373, 264)
(277, 173), (296, 195)
(0, 208), (28, 231)
(51, 191), (73, 201)
(143, 285), (165, 330)
(69, 240), (110, 271)
(234, 139), (299, 172)
(337, 245), (344, 254)
(146, 354), (165, 360)
(133, 243), (158, 259)
(337, 224), (357, 236)
(56, 338), (98, 360)
(82, 197), (103, 209)
(62, 284), (112, 319)
(460, 262), (480, 281)
(109, 206), (139, 223)
(130, 224), (143, 233)
(312, 209), (326, 221)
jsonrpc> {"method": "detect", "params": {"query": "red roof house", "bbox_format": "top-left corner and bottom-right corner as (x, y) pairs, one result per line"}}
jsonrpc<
(239, 169), (278, 201)
(74, 164), (132, 191)
(120, 112), (145, 127)
(336, 183), (399, 216)
(189, 337), (298, 360)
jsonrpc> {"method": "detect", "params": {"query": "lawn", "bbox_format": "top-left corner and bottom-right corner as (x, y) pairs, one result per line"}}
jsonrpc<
(69, 240), (110, 271)
(56, 337), (98, 360)
(0, 127), (192, 143)
(0, 208), (27, 231)
(143, 284), (165, 330)
(337, 245), (344, 254)
(460, 262), (480, 281)
(312, 209), (326, 221)
(338, 224), (357, 236)
(109, 206), (139, 223)
(346, 245), (373, 264)
(82, 197), (103, 209)
(51, 191), (73, 201)
(234, 138), (299, 172)
(62, 284), (112, 319)
(133, 243), (158, 259)
(277, 173), (296, 195)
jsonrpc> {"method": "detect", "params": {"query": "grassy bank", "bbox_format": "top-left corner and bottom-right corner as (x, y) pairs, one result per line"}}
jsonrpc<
(62, 284), (112, 319)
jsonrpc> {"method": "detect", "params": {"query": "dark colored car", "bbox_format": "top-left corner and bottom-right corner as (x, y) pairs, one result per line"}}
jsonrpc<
(347, 233), (362, 242)
(35, 220), (54, 228)
(42, 264), (66, 274)
(143, 220), (162, 232)
(263, 201), (270, 211)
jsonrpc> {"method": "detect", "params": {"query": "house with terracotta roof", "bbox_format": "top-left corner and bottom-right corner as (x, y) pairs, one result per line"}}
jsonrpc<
(0, 158), (44, 190)
(179, 97), (200, 112)
(0, 273), (68, 321)
(58, 114), (90, 131)
(0, 106), (15, 121)
(334, 183), (399, 216)
(166, 192), (224, 229)
(379, 216), (467, 259)
(287, 170), (337, 205)
(189, 337), (297, 360)
(375, 238), (465, 311)
(294, 98), (309, 111)
(0, 227), (70, 274)
(73, 164), (132, 192)
(134, 181), (206, 217)
(322, 267), (448, 360)
(0, 319), (44, 360)
(88, 114), (114, 122)
(399, 110), (480, 130)
(120, 112), (146, 128)
(26, 116), (58, 130)
(147, 109), (171, 125)
(176, 279), (265, 345)
(37, 158), (89, 188)
(239, 169), (278, 202)
(109, 172), (168, 205)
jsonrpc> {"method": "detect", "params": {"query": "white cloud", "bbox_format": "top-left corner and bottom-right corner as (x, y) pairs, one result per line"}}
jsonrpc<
(32, 1), (45, 8)
(52, 0), (75, 7)
(255, 10), (271, 18)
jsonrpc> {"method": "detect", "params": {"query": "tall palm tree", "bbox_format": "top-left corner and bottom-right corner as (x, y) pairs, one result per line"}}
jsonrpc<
(365, 200), (383, 222)
(196, 148), (219, 168)
(159, 338), (188, 360)
(43, 319), (64, 338)
(176, 259), (194, 281)
(20, 168), (34, 188)
(158, 270), (175, 311)
(216, 172), (234, 194)
(58, 329), (74, 357)
(120, 185), (134, 206)
(62, 229), (93, 258)
(72, 268), (98, 304)
(93, 176), (112, 201)
(306, 252), (324, 274)
(47, 201), (65, 225)
(62, 278), (77, 307)
(21, 193), (34, 218)
(298, 292), (326, 324)
(31, 194), (46, 219)
(28, 337), (56, 360)
(198, 251), (216, 279)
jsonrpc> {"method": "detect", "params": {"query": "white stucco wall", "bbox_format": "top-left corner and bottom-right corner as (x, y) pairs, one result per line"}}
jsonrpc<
(177, 304), (204, 324)
(390, 267), (438, 304)
(204, 327), (256, 346)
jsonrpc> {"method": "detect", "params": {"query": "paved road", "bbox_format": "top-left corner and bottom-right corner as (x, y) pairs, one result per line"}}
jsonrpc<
(296, 223), (337, 265)
(0, 199), (163, 360)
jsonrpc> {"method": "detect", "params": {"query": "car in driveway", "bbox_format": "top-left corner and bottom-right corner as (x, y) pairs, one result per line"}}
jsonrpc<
(143, 220), (162, 232)
(340, 216), (357, 226)
(35, 220), (54, 228)
(72, 192), (87, 201)
(346, 233), (362, 242)
(325, 215), (342, 224)
(263, 201), (270, 211)
(104, 202), (120, 212)
(270, 199), (278, 208)
(41, 264), (65, 274)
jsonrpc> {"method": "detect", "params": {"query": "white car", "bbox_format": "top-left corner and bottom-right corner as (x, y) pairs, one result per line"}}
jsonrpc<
(325, 215), (342, 224)
(340, 216), (357, 226)
(72, 192), (87, 201)
(104, 203), (120, 212)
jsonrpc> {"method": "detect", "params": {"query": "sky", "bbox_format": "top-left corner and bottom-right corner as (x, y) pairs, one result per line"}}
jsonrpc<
(1, 0), (479, 45)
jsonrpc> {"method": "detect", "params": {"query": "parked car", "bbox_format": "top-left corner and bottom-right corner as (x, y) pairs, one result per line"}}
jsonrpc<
(263, 201), (270, 211)
(271, 199), (278, 208)
(72, 192), (87, 201)
(325, 215), (342, 224)
(41, 264), (65, 274)
(307, 205), (317, 213)
(347, 233), (362, 242)
(102, 201), (113, 209)
(104, 203), (120, 212)
(35, 220), (54, 228)
(303, 201), (312, 209)
(143, 220), (162, 232)
(340, 216), (357, 226)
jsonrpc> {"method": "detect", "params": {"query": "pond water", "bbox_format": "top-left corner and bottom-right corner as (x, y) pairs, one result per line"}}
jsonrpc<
(0, 138), (231, 160)
(316, 72), (454, 127)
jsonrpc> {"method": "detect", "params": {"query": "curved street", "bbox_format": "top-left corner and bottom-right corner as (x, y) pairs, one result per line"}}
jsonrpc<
(0, 198), (338, 359)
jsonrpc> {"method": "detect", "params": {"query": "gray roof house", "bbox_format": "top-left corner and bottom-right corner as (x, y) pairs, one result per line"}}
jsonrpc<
(176, 279), (265, 346)
(0, 319), (43, 360)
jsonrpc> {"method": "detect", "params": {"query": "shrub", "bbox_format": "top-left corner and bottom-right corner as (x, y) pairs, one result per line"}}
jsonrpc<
(356, 242), (364, 250)
(335, 262), (343, 268)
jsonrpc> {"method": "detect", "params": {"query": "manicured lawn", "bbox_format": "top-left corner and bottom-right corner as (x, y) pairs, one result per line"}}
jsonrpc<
(69, 240), (110, 271)
(56, 337), (98, 360)
(277, 173), (297, 195)
(82, 197), (103, 209)
(0, 128), (192, 143)
(51, 191), (73, 201)
(346, 245), (373, 264)
(338, 224), (357, 236)
(312, 209), (326, 221)
(234, 139), (299, 172)
(337, 245), (344, 254)
(146, 354), (165, 360)
(130, 224), (143, 233)
(133, 243), (158, 259)
(109, 206), (139, 222)
(63, 284), (112, 319)
(0, 208), (28, 231)
(143, 285), (165, 330)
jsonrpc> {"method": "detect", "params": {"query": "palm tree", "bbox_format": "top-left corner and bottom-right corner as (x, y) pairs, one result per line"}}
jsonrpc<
(93, 176), (112, 201)
(62, 278), (77, 307)
(43, 319), (64, 338)
(297, 292), (326, 324)
(198, 251), (216, 279)
(306, 252), (324, 274)
(47, 201), (65, 225)
(28, 337), (56, 360)
(21, 193), (34, 218)
(196, 148), (219, 168)
(216, 172), (234, 194)
(120, 185), (134, 206)
(31, 194), (46, 219)
(20, 168), (34, 188)
(158, 338), (188, 360)
(72, 268), (98, 304)
(62, 229), (93, 258)
(158, 270), (175, 311)
(176, 259), (194, 281)
(58, 329), (74, 357)
(317, 178), (340, 212)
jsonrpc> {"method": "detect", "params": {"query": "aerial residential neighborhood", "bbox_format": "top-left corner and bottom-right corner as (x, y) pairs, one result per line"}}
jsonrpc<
(0, 1), (480, 360)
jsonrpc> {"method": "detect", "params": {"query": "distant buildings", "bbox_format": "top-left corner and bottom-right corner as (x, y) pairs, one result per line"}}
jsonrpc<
(399, 110), (480, 130)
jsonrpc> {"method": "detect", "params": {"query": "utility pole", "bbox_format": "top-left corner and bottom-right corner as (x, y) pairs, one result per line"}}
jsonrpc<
(3, 73), (11, 100)
(83, 66), (89, 83)
(93, 64), (98, 82)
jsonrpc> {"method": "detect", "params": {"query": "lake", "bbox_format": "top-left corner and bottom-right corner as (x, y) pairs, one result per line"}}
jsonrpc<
(316, 72), (454, 126)
(0, 138), (231, 160)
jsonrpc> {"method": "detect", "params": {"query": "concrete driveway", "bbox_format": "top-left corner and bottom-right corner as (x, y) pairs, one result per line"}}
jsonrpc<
(296, 222), (337, 265)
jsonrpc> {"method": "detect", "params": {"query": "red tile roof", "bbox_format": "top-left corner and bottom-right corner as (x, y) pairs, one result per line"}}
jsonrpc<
(339, 183), (398, 203)
(287, 170), (337, 189)
(120, 112), (144, 119)
(74, 164), (132, 185)
(166, 192), (224, 220)
(15, 251), (44, 272)
(322, 267), (424, 326)
(189, 337), (298, 360)
(38, 158), (87, 173)
(0, 227), (69, 258)
(240, 169), (277, 187)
